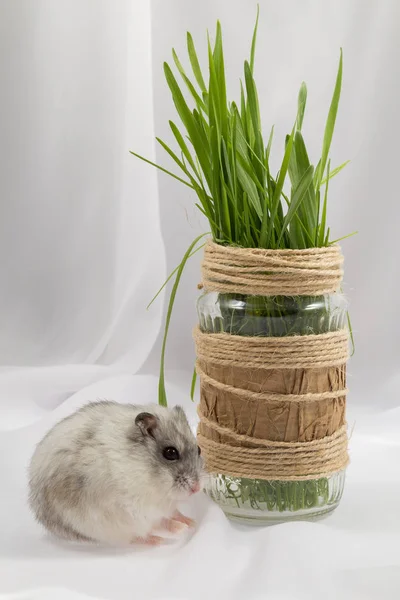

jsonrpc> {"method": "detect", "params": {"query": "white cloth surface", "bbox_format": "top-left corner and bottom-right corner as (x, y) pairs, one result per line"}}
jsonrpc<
(0, 376), (399, 600)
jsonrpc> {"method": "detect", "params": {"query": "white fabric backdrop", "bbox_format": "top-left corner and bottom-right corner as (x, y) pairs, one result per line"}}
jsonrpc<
(1, 0), (399, 598)
(0, 0), (165, 428)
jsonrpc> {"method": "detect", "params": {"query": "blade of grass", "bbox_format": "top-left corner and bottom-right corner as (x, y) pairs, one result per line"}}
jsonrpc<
(244, 61), (262, 155)
(244, 61), (265, 192)
(249, 4), (260, 73)
(277, 164), (314, 246)
(172, 49), (207, 112)
(129, 150), (194, 189)
(287, 141), (305, 249)
(236, 161), (263, 218)
(313, 158), (321, 188)
(262, 125), (295, 247)
(147, 242), (206, 310)
(230, 109), (239, 213)
(239, 81), (247, 136)
(328, 230), (358, 244)
(221, 138), (235, 197)
(231, 102), (250, 159)
(291, 131), (317, 239)
(207, 32), (221, 128)
(192, 107), (210, 147)
(169, 120), (200, 176)
(236, 126), (271, 191)
(190, 366), (197, 401)
(236, 149), (266, 194)
(315, 188), (321, 247)
(347, 311), (355, 356)
(318, 159), (330, 245)
(187, 32), (207, 93)
(320, 160), (350, 185)
(156, 137), (191, 176)
(158, 232), (209, 406)
(266, 125), (274, 160)
(315, 49), (343, 190)
(213, 21), (228, 136)
(163, 62), (210, 181)
(281, 190), (315, 247)
(297, 82), (307, 131)
(209, 113), (231, 239)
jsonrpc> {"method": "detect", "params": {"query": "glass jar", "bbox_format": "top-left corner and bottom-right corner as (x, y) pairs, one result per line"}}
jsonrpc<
(197, 292), (348, 524)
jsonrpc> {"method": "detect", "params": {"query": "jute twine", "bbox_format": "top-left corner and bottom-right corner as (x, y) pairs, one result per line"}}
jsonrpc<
(194, 326), (349, 370)
(201, 239), (344, 296)
(195, 240), (349, 481)
(197, 422), (348, 480)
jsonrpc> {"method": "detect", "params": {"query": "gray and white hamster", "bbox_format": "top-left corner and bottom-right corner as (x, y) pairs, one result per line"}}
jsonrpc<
(28, 401), (203, 546)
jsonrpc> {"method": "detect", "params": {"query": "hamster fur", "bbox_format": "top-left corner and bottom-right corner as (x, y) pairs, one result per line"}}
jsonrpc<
(28, 401), (203, 545)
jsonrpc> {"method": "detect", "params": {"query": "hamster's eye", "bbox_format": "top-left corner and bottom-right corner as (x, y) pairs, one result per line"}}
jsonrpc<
(162, 446), (180, 461)
(197, 446), (201, 456)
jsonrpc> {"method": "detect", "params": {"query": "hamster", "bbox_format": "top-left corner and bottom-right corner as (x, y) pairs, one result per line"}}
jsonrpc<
(28, 401), (203, 546)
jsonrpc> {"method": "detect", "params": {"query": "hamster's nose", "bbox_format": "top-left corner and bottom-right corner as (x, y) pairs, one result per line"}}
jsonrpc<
(190, 481), (201, 495)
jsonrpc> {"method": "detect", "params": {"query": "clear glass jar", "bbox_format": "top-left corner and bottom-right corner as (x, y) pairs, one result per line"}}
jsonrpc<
(197, 292), (348, 524)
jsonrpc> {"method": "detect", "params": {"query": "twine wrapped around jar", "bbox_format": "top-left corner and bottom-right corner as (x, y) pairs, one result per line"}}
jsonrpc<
(194, 240), (349, 481)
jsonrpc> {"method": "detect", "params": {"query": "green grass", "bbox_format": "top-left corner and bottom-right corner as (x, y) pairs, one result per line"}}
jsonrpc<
(198, 293), (347, 337)
(131, 9), (353, 251)
(208, 473), (345, 516)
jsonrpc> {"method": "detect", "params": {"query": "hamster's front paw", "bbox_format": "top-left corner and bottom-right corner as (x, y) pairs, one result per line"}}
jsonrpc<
(160, 511), (196, 535)
(172, 510), (196, 529)
(132, 534), (164, 546)
(161, 517), (187, 534)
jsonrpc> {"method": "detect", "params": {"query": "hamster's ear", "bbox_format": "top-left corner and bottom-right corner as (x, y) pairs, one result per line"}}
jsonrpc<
(135, 412), (158, 438)
(172, 405), (190, 427)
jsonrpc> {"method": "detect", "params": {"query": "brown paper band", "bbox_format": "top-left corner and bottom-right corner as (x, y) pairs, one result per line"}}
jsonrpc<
(196, 362), (348, 403)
